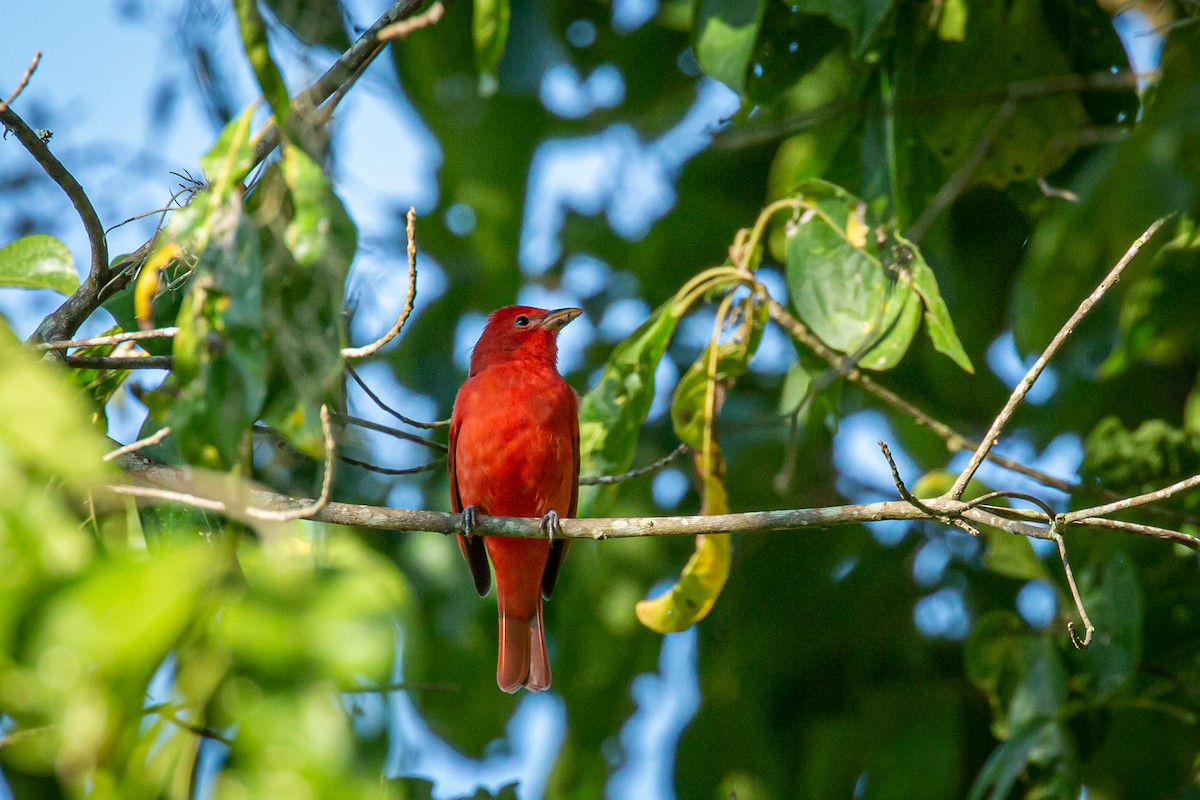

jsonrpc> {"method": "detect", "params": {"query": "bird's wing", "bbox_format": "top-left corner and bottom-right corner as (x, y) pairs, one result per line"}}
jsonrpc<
(542, 396), (578, 600)
(451, 411), (491, 597)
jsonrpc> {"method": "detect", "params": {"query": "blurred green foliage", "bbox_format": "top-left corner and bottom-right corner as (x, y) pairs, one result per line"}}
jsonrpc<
(3, 0), (1200, 797)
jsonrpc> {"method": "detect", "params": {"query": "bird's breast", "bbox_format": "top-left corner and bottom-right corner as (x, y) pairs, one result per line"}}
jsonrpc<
(452, 365), (578, 518)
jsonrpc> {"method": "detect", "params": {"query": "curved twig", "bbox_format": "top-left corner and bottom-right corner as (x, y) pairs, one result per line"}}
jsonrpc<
(342, 207), (418, 359)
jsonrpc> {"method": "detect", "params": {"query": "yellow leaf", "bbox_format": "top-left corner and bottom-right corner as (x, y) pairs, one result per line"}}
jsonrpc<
(635, 534), (732, 633)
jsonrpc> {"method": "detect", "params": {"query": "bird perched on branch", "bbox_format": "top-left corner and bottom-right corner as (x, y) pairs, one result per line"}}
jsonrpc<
(449, 305), (581, 692)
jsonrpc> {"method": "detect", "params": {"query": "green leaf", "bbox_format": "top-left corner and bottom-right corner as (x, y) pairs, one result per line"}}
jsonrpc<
(234, 0), (292, 124)
(693, 0), (765, 94)
(473, 0), (511, 96)
(578, 301), (683, 516)
(170, 203), (267, 468)
(65, 325), (132, 433)
(199, 105), (258, 205)
(1070, 553), (1143, 698)
(0, 234), (78, 294)
(967, 721), (1072, 800)
(784, 180), (921, 370)
(262, 0), (349, 50)
(903, 233), (974, 372)
(966, 611), (1066, 739)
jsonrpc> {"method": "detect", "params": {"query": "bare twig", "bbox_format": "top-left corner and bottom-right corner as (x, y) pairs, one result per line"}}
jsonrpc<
(1061, 472), (1200, 524)
(104, 427), (172, 462)
(716, 69), (1148, 150)
(878, 440), (979, 534)
(580, 443), (690, 486)
(345, 365), (448, 430)
(63, 354), (174, 370)
(945, 216), (1170, 500)
(377, 0), (447, 40)
(245, 405), (335, 522)
(342, 207), (418, 359)
(1053, 524), (1094, 649)
(39, 327), (179, 351)
(0, 50), (41, 113)
(330, 410), (447, 452)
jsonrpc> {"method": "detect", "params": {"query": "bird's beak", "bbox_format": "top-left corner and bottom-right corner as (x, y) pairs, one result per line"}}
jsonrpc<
(542, 307), (582, 332)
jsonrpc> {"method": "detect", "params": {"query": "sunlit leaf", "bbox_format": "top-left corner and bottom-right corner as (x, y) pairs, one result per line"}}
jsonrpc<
(784, 180), (921, 370)
(0, 234), (78, 295)
(170, 203), (266, 468)
(636, 533), (731, 633)
(473, 0), (510, 95)
(903, 233), (974, 373)
(693, 0), (765, 94)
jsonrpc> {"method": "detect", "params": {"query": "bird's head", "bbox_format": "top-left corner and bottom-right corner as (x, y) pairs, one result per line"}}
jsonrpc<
(469, 305), (582, 375)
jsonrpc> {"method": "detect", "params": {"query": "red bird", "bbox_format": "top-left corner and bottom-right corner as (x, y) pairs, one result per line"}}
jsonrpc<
(449, 305), (581, 693)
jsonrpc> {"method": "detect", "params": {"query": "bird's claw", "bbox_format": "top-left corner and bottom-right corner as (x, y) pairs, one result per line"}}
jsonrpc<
(539, 510), (562, 540)
(461, 505), (479, 537)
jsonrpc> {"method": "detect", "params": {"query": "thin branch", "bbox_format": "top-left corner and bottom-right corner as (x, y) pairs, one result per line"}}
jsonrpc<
(104, 427), (171, 462)
(580, 443), (690, 486)
(377, 0), (446, 40)
(945, 216), (1170, 500)
(0, 50), (41, 113)
(342, 207), (418, 359)
(38, 327), (179, 351)
(1053, 524), (1094, 649)
(249, 0), (425, 165)
(330, 410), (447, 452)
(340, 453), (444, 475)
(245, 405), (334, 522)
(1061, 472), (1200, 524)
(765, 298), (1078, 493)
(716, 69), (1147, 150)
(345, 365), (449, 430)
(878, 439), (980, 534)
(1, 103), (109, 346)
(62, 354), (174, 370)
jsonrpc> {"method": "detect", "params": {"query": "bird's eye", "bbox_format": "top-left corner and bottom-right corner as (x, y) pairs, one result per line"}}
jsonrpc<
(514, 315), (531, 328)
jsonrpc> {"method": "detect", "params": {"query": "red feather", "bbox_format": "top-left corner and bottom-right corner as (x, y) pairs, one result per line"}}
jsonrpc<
(449, 305), (580, 692)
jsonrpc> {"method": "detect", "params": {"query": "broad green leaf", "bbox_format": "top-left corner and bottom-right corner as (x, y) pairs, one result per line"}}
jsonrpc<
(473, 0), (510, 95)
(784, 180), (921, 370)
(31, 543), (220, 680)
(903, 233), (974, 372)
(967, 721), (1073, 800)
(199, 105), (258, 205)
(0, 234), (78, 295)
(966, 611), (1066, 739)
(982, 530), (1049, 582)
(170, 203), (267, 468)
(281, 143), (357, 271)
(1069, 553), (1142, 698)
(693, 0), (765, 94)
(1081, 416), (1200, 501)
(578, 301), (682, 516)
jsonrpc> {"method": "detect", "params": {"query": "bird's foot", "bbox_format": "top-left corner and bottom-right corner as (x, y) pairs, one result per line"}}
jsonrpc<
(461, 505), (479, 537)
(539, 510), (562, 540)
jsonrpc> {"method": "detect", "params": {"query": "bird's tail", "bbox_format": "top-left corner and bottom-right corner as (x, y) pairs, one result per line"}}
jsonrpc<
(497, 597), (550, 693)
